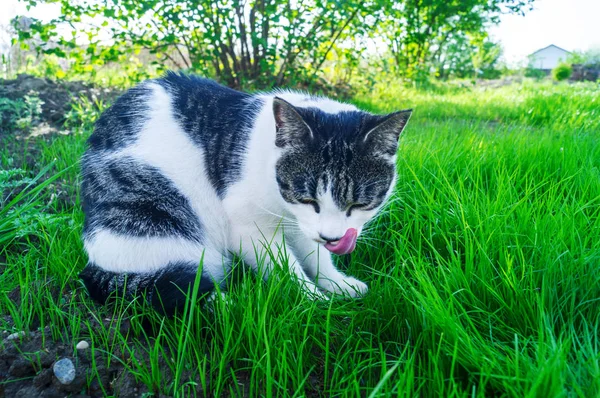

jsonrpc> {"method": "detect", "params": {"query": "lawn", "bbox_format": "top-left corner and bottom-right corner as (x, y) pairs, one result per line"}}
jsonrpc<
(1, 77), (599, 397)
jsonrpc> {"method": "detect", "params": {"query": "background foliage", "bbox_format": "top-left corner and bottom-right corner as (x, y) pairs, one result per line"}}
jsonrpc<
(13, 0), (534, 87)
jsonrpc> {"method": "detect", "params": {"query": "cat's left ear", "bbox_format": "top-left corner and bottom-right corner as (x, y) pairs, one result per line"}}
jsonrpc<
(273, 97), (313, 148)
(362, 109), (412, 156)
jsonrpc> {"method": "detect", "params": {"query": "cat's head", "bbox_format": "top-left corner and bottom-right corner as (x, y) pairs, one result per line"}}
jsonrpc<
(273, 97), (411, 255)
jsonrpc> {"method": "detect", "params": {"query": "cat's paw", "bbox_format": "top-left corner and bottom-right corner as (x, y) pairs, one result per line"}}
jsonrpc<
(320, 276), (368, 298)
(205, 291), (230, 313)
(340, 276), (368, 297)
(301, 282), (330, 301)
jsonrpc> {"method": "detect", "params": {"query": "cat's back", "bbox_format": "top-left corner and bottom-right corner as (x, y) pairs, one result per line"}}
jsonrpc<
(86, 73), (252, 153)
(83, 73), (260, 196)
(81, 74), (257, 260)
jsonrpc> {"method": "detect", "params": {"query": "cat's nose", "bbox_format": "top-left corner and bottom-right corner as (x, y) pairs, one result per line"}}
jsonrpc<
(319, 233), (343, 244)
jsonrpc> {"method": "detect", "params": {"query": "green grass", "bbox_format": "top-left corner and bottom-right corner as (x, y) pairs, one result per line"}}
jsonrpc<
(1, 80), (599, 396)
(356, 79), (600, 131)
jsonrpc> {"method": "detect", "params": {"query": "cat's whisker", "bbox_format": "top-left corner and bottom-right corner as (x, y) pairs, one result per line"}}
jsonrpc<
(358, 235), (387, 244)
(256, 220), (302, 232)
(356, 241), (378, 250)
(255, 205), (299, 225)
(264, 225), (303, 233)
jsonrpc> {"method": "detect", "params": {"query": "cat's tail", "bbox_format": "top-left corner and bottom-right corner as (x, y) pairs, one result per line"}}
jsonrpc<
(79, 262), (218, 315)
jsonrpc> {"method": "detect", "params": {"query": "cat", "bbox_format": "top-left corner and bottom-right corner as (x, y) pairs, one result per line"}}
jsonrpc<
(79, 72), (412, 314)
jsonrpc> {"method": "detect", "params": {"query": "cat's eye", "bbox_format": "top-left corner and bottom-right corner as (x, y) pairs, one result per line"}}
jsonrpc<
(299, 198), (320, 213)
(346, 203), (366, 217)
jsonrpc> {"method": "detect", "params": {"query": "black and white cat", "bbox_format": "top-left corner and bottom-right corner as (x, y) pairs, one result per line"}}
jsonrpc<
(79, 72), (411, 314)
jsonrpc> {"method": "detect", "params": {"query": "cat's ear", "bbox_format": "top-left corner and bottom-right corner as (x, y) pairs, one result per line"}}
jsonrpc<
(362, 109), (412, 156)
(273, 97), (313, 148)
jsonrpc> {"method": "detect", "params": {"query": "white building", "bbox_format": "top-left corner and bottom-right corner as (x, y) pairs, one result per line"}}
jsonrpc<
(528, 45), (571, 71)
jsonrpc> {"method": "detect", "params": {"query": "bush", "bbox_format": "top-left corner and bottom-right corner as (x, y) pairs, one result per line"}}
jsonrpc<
(524, 66), (547, 79)
(567, 49), (600, 67)
(0, 95), (43, 132)
(552, 63), (572, 81)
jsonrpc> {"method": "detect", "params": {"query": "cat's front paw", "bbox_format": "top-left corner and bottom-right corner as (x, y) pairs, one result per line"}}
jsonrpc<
(321, 276), (368, 298)
(302, 282), (330, 301)
(341, 276), (368, 297)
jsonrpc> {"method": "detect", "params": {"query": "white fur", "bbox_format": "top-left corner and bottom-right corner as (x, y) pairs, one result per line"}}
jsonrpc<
(88, 88), (380, 297)
(223, 95), (366, 246)
(100, 83), (230, 251)
(84, 229), (225, 278)
(288, 235), (368, 297)
(85, 83), (229, 278)
(224, 95), (379, 296)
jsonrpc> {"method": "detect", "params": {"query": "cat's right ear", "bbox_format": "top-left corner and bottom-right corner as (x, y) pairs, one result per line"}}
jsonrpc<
(273, 97), (313, 148)
(362, 109), (412, 156)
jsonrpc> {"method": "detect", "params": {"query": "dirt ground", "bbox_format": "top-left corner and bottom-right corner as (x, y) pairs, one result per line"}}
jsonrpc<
(1, 74), (119, 130)
(1, 74), (119, 170)
(0, 321), (158, 398)
(0, 75), (148, 397)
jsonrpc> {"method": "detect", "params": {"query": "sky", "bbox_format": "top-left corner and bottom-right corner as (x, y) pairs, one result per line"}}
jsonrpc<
(489, 0), (600, 65)
(2, 0), (600, 65)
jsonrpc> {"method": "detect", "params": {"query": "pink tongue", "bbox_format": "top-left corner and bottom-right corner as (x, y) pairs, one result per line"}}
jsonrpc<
(324, 228), (358, 255)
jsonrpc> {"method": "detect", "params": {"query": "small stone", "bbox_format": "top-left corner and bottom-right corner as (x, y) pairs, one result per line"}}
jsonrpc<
(52, 358), (76, 385)
(5, 331), (25, 341)
(75, 340), (89, 350)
